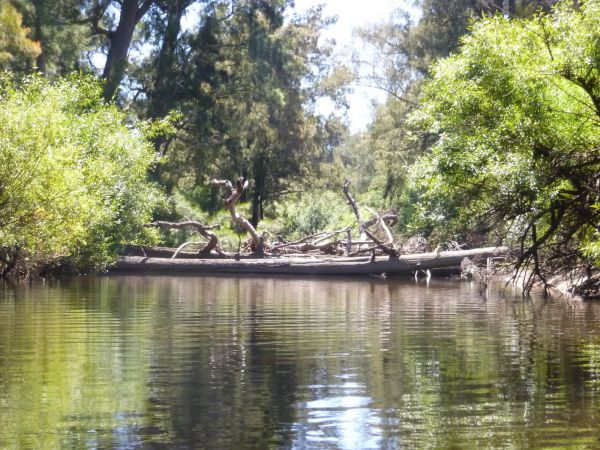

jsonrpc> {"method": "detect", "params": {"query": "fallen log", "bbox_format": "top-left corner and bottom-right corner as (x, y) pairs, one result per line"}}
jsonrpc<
(112, 246), (508, 276)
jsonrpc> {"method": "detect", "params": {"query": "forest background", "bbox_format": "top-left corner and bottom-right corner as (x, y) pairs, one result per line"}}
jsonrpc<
(0, 0), (598, 292)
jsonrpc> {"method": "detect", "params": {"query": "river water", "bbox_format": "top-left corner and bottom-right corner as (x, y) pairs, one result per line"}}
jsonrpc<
(1, 275), (600, 449)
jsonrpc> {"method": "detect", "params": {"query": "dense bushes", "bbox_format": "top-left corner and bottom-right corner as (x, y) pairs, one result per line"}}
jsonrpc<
(270, 191), (356, 239)
(407, 0), (600, 285)
(0, 74), (164, 275)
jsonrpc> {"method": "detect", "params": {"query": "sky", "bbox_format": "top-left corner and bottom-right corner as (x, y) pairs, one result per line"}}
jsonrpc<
(287, 0), (416, 132)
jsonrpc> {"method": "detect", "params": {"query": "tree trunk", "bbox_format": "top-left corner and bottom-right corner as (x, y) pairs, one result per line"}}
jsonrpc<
(33, 0), (46, 73)
(102, 0), (153, 101)
(212, 177), (264, 254)
(251, 158), (266, 227)
(251, 187), (262, 228)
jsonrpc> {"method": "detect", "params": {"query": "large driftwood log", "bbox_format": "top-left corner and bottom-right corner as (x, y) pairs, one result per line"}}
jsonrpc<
(211, 177), (264, 254)
(145, 220), (223, 256)
(114, 247), (509, 276)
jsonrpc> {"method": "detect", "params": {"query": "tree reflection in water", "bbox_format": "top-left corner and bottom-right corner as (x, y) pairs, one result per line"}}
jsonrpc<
(1, 276), (600, 448)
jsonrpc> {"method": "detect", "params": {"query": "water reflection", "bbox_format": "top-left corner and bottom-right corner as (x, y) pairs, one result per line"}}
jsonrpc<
(1, 276), (600, 448)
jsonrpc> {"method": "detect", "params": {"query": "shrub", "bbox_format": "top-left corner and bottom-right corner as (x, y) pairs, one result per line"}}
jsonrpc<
(0, 74), (165, 274)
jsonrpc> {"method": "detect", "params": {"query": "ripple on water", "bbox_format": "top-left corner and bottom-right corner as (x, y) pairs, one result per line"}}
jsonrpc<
(2, 277), (600, 448)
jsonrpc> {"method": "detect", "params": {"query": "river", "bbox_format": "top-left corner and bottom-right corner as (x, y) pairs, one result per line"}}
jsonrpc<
(1, 275), (600, 449)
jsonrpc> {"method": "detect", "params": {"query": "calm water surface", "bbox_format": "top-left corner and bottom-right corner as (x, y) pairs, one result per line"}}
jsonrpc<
(1, 276), (600, 449)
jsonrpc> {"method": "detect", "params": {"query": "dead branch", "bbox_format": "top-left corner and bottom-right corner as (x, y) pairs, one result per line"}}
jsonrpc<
(312, 227), (352, 245)
(211, 177), (264, 254)
(362, 213), (397, 229)
(292, 241), (342, 254)
(349, 245), (379, 257)
(171, 242), (207, 259)
(342, 180), (398, 256)
(145, 220), (223, 256)
(364, 229), (398, 257)
(378, 215), (395, 246)
(271, 231), (330, 251)
(343, 179), (366, 239)
(270, 228), (352, 255)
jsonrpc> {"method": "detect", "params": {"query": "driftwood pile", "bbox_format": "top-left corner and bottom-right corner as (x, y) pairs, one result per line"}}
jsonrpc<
(144, 177), (407, 260)
(117, 176), (510, 277)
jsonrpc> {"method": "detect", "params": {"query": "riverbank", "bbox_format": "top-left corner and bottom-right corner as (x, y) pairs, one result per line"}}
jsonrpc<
(503, 270), (600, 300)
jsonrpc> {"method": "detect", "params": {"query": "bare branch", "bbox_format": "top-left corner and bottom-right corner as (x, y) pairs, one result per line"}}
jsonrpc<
(343, 179), (365, 235)
(378, 215), (395, 246)
(136, 0), (155, 23)
(271, 231), (329, 251)
(364, 229), (398, 257)
(145, 220), (222, 256)
(211, 177), (264, 254)
(312, 227), (352, 245)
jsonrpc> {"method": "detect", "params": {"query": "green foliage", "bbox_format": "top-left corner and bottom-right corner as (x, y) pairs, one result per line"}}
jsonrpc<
(345, 0), (559, 221)
(0, 74), (164, 273)
(139, 1), (347, 224)
(405, 0), (555, 74)
(408, 0), (600, 270)
(270, 191), (357, 240)
(0, 0), (40, 71)
(12, 0), (98, 76)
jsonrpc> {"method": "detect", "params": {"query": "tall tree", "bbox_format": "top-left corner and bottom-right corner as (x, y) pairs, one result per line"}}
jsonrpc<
(147, 0), (195, 120)
(142, 0), (344, 225)
(343, 0), (561, 211)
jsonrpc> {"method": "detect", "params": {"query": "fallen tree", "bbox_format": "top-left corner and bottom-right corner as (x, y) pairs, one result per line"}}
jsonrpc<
(114, 247), (508, 276)
(120, 178), (509, 279)
(147, 177), (404, 260)
(137, 178), (430, 262)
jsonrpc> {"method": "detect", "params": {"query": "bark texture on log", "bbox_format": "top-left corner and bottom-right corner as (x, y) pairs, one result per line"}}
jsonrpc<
(114, 247), (508, 276)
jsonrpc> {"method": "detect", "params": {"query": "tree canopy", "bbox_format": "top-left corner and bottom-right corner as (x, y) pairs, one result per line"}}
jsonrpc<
(408, 0), (599, 287)
(0, 0), (40, 70)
